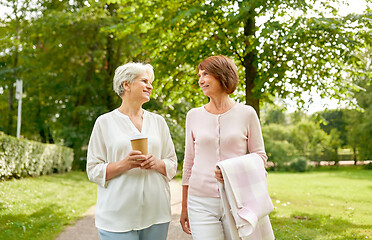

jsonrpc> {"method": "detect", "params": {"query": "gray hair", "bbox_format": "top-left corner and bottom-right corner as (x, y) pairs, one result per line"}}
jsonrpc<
(113, 62), (154, 97)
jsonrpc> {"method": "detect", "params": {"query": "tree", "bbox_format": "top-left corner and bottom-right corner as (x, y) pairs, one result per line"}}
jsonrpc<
(344, 109), (363, 163)
(290, 120), (330, 165)
(0, 0), (35, 135)
(136, 0), (372, 117)
(1, 0), (371, 171)
(262, 123), (297, 170)
(24, 1), (151, 166)
(350, 47), (372, 160)
(316, 109), (347, 146)
(1, 0), (149, 168)
(328, 128), (342, 164)
(261, 103), (287, 125)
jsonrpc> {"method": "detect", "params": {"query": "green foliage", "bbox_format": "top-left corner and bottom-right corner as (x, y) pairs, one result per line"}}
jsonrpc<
(289, 157), (308, 172)
(139, 0), (372, 113)
(0, 132), (73, 180)
(262, 104), (287, 125)
(0, 1), (148, 168)
(312, 46), (372, 162)
(1, 0), (371, 172)
(0, 171), (96, 240)
(263, 124), (297, 170)
(317, 110), (348, 146)
(351, 48), (372, 160)
(364, 162), (372, 170)
(263, 119), (331, 169)
(290, 121), (330, 163)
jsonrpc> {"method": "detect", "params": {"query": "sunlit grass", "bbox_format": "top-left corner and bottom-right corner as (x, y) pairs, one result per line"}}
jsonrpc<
(268, 167), (372, 239)
(0, 171), (97, 240)
(1, 167), (371, 239)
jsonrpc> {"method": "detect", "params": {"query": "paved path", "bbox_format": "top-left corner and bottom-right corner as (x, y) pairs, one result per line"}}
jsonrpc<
(55, 180), (192, 240)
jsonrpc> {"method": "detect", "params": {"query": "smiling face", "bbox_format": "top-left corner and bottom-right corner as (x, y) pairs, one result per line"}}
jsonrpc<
(123, 71), (153, 103)
(197, 55), (239, 95)
(198, 69), (225, 97)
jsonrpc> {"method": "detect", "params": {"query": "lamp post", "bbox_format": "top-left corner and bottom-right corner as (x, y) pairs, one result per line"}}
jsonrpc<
(15, 79), (22, 138)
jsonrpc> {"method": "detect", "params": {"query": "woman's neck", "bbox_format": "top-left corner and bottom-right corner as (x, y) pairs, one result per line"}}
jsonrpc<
(118, 100), (143, 118)
(206, 95), (235, 114)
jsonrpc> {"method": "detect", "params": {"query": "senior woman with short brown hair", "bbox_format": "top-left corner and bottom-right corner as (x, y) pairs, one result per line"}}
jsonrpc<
(180, 55), (274, 239)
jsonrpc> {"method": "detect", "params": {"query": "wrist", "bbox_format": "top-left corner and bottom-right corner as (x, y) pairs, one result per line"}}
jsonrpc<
(118, 159), (131, 173)
(155, 159), (166, 176)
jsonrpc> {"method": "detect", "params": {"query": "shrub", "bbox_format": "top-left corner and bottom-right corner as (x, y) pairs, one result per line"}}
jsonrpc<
(364, 162), (372, 170)
(265, 139), (297, 171)
(289, 157), (308, 172)
(263, 124), (297, 171)
(0, 132), (73, 180)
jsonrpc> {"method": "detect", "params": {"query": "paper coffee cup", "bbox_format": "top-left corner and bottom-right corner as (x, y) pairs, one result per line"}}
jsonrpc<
(130, 134), (148, 155)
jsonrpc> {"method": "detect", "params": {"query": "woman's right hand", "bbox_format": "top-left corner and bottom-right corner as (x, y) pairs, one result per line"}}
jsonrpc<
(122, 150), (146, 171)
(180, 208), (191, 234)
(105, 150), (145, 181)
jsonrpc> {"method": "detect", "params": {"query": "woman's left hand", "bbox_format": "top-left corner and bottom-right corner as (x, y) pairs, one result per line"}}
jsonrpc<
(141, 154), (166, 176)
(215, 167), (224, 183)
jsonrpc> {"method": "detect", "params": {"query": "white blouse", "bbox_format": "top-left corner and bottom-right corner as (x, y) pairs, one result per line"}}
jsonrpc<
(87, 109), (177, 232)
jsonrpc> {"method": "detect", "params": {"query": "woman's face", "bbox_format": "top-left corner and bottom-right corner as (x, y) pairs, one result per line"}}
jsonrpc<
(124, 72), (153, 103)
(198, 69), (224, 97)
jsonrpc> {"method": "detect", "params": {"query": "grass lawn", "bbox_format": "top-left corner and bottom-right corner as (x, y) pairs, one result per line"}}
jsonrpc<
(1, 167), (370, 239)
(0, 171), (97, 240)
(268, 166), (372, 239)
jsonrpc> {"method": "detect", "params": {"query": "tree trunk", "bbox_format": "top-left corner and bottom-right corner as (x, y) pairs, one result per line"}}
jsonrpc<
(104, 3), (118, 110)
(36, 99), (48, 143)
(334, 147), (339, 166)
(353, 147), (357, 165)
(7, 20), (19, 135)
(243, 12), (260, 118)
(72, 43), (97, 128)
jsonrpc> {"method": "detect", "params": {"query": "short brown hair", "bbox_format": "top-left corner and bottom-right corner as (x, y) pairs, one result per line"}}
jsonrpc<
(197, 55), (239, 94)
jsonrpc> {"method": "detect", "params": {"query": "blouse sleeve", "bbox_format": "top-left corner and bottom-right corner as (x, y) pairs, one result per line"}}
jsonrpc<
(247, 107), (268, 163)
(159, 116), (178, 181)
(86, 118), (109, 188)
(182, 111), (195, 185)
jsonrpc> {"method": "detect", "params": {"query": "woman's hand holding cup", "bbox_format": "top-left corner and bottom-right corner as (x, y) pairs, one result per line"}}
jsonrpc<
(123, 150), (146, 170)
(140, 154), (167, 176)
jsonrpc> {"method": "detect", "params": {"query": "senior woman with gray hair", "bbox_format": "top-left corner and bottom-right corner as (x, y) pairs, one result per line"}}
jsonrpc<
(87, 62), (177, 240)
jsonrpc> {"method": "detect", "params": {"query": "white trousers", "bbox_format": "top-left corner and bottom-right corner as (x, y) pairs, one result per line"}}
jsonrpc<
(188, 194), (233, 240)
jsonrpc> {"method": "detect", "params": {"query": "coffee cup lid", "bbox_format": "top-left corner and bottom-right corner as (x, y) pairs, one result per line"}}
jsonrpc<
(130, 133), (147, 141)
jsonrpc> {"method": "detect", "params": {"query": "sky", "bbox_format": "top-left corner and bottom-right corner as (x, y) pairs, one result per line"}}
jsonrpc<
(338, 0), (367, 15)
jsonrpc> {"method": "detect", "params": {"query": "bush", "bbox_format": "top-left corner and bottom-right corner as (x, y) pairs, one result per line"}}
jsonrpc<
(289, 157), (308, 172)
(363, 162), (372, 170)
(0, 132), (73, 180)
(265, 139), (297, 171)
(263, 124), (297, 171)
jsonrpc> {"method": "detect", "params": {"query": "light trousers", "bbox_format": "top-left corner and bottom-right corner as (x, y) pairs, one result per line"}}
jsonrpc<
(97, 222), (169, 240)
(188, 194), (231, 240)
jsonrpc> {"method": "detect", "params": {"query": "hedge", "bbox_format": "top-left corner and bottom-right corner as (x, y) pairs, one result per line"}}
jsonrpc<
(0, 132), (73, 180)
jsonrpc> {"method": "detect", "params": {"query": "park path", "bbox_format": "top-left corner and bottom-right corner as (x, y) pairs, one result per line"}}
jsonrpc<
(55, 180), (192, 240)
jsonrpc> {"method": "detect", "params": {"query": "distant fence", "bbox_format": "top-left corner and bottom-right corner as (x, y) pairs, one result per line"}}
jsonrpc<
(0, 132), (73, 180)
(266, 160), (371, 168)
(319, 160), (372, 166)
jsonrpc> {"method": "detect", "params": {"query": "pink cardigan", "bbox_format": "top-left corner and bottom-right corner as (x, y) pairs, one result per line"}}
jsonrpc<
(182, 103), (267, 198)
